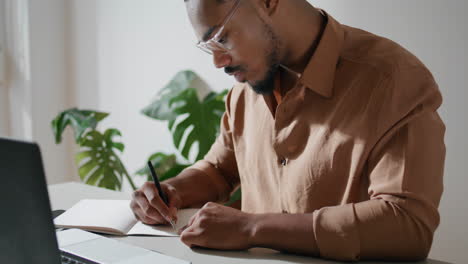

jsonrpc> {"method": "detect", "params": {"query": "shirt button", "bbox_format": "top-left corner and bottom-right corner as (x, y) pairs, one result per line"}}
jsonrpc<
(280, 157), (287, 166)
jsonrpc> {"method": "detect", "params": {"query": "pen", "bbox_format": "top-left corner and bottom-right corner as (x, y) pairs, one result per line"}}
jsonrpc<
(147, 161), (176, 230)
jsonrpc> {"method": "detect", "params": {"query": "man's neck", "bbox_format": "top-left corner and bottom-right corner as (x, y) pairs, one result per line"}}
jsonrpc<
(279, 4), (327, 74)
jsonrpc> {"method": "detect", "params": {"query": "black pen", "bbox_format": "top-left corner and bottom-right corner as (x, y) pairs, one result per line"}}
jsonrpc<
(147, 161), (176, 230)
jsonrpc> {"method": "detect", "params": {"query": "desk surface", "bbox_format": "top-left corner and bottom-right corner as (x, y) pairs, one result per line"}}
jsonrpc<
(48, 182), (452, 264)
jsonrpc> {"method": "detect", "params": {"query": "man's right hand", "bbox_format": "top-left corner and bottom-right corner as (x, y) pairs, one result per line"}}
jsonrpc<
(130, 181), (182, 225)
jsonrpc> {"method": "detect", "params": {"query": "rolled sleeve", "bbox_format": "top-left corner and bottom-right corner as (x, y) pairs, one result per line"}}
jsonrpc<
(313, 105), (445, 260)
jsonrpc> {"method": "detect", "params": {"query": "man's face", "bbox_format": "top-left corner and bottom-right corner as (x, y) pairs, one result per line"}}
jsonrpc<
(186, 0), (282, 94)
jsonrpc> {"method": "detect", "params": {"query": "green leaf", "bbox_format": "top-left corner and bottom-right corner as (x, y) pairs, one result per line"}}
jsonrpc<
(169, 88), (228, 161)
(135, 152), (189, 182)
(75, 150), (93, 164)
(75, 129), (129, 191)
(141, 69), (227, 163)
(141, 70), (199, 121)
(225, 187), (242, 206)
(51, 108), (109, 144)
(86, 167), (104, 186)
(81, 110), (109, 122)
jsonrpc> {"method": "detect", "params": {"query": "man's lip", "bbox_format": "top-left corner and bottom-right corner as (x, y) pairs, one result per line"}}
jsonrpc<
(226, 69), (245, 81)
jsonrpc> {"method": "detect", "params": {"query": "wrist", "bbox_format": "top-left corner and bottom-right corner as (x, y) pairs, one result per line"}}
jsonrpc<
(246, 213), (319, 255)
(246, 213), (264, 248)
(164, 168), (221, 208)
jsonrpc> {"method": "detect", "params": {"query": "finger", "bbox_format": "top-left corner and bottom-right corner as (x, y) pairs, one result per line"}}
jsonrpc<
(180, 228), (203, 248)
(132, 190), (151, 213)
(165, 187), (180, 222)
(168, 198), (179, 223)
(177, 211), (199, 235)
(144, 205), (168, 224)
(133, 190), (167, 224)
(178, 224), (189, 235)
(133, 198), (167, 224)
(132, 206), (161, 225)
(186, 211), (200, 228)
(130, 198), (144, 220)
(142, 184), (172, 222)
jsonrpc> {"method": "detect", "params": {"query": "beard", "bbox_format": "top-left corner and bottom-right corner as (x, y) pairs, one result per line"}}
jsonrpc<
(224, 21), (282, 95)
(249, 23), (281, 95)
(249, 54), (280, 95)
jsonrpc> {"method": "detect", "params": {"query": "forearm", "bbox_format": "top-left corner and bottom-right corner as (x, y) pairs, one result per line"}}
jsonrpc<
(248, 198), (435, 261)
(164, 168), (231, 208)
(250, 213), (319, 256)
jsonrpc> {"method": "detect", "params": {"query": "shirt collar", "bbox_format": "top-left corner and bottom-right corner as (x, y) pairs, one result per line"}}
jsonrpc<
(298, 9), (345, 98)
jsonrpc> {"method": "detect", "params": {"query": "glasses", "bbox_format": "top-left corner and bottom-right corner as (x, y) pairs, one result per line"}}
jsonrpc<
(196, 0), (241, 55)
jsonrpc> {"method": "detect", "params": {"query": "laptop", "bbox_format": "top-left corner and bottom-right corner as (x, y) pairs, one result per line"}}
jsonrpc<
(0, 138), (190, 264)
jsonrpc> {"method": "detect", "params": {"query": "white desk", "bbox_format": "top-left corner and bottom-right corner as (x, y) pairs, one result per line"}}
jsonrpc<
(48, 182), (453, 264)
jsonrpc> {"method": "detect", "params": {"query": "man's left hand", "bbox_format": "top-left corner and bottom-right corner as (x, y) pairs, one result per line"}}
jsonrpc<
(179, 202), (255, 250)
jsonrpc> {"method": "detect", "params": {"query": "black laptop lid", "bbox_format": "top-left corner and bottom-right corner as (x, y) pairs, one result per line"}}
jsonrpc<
(0, 138), (61, 264)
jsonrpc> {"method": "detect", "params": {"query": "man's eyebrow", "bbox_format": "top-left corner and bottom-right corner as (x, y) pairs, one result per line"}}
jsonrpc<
(202, 25), (219, 42)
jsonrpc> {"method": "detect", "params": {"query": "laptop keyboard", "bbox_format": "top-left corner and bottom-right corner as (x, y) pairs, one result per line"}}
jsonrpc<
(61, 250), (100, 264)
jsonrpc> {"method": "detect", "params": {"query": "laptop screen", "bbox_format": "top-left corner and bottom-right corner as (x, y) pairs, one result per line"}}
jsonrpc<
(0, 138), (61, 264)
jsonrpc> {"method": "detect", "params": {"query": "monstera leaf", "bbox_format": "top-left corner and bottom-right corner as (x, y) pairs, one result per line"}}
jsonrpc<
(52, 109), (137, 191)
(75, 129), (135, 191)
(135, 152), (190, 182)
(51, 108), (109, 144)
(168, 88), (227, 161)
(141, 70), (199, 121)
(139, 70), (239, 204)
(142, 70), (228, 162)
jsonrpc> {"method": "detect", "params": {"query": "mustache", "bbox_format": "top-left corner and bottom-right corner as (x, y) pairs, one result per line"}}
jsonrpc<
(224, 66), (244, 74)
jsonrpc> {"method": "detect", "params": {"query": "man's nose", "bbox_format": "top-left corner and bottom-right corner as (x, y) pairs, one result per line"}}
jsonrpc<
(212, 51), (232, 69)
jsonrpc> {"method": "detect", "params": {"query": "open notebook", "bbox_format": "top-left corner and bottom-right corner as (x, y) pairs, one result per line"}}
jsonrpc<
(54, 199), (199, 236)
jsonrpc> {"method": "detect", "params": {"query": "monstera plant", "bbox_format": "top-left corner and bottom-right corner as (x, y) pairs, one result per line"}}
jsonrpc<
(52, 70), (241, 204)
(138, 70), (227, 175)
(52, 109), (136, 190)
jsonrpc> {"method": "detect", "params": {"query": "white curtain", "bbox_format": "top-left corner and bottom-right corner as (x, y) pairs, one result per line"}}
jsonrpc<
(0, 0), (9, 136)
(0, 0), (33, 139)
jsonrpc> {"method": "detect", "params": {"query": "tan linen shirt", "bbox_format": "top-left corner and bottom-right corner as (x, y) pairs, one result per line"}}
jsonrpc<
(186, 9), (445, 261)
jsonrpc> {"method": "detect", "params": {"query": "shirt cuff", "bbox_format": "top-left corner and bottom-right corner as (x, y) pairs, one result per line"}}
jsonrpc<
(313, 203), (360, 261)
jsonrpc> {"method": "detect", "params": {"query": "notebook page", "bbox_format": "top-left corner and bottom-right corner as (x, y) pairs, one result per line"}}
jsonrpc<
(54, 199), (137, 235)
(127, 208), (199, 236)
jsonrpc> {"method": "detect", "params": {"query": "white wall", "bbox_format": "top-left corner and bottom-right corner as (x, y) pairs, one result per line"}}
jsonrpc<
(65, 0), (467, 262)
(27, 0), (74, 184)
(68, 0), (233, 188)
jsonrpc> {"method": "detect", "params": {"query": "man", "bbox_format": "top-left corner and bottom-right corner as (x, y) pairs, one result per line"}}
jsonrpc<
(130, 0), (445, 261)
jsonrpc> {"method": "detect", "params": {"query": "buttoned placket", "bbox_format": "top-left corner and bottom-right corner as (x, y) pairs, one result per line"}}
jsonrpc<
(273, 66), (303, 215)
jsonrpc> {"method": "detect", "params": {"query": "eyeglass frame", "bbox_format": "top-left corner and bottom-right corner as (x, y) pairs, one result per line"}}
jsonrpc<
(196, 0), (242, 55)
